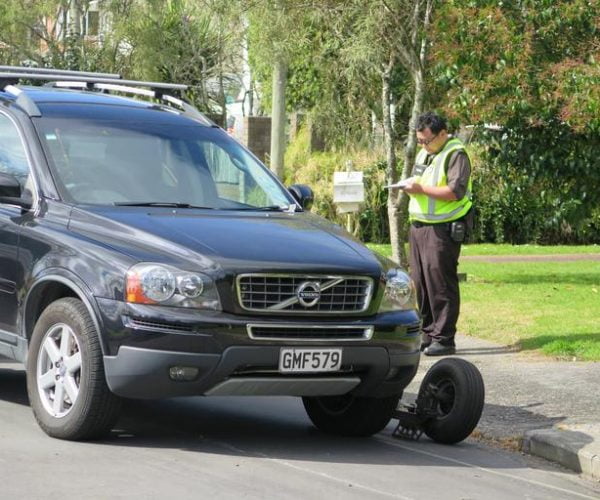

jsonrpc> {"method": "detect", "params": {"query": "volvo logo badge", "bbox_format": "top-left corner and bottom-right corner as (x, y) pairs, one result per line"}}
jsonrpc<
(296, 282), (321, 307)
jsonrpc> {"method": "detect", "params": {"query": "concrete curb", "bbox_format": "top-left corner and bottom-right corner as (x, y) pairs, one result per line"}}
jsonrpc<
(523, 426), (600, 481)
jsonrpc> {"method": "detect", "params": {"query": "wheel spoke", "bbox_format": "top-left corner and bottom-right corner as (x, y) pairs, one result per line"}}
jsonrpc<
(65, 351), (82, 374)
(59, 326), (72, 357)
(53, 382), (65, 415)
(39, 370), (56, 391)
(43, 336), (61, 364)
(64, 376), (79, 405)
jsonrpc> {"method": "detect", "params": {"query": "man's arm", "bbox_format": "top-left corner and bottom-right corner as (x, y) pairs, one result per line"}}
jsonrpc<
(402, 182), (457, 200)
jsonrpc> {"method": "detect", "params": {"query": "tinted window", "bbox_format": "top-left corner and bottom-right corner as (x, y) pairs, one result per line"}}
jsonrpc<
(0, 113), (31, 192)
(35, 116), (292, 209)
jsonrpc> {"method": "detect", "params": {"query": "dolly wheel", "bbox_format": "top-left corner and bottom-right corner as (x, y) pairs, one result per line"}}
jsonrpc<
(419, 358), (484, 444)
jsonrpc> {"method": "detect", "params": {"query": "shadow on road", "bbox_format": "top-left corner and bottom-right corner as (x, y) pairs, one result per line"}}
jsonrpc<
(0, 357), (575, 472)
(0, 358), (29, 407)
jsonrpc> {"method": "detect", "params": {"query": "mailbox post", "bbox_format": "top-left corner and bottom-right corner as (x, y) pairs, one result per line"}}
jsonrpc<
(333, 162), (364, 233)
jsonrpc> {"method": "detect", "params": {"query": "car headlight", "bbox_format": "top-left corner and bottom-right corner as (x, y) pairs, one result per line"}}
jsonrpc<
(378, 269), (417, 312)
(126, 263), (221, 310)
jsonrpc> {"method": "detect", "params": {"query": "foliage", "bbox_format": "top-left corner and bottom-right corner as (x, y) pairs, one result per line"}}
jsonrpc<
(2, 0), (599, 245)
(115, 0), (220, 110)
(247, 0), (317, 111)
(248, 3), (409, 149)
(0, 0), (242, 113)
(0, 0), (113, 70)
(284, 127), (390, 243)
(470, 125), (600, 243)
(431, 0), (600, 244)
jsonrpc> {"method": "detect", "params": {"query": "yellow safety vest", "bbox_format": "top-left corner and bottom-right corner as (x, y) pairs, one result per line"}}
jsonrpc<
(408, 137), (472, 223)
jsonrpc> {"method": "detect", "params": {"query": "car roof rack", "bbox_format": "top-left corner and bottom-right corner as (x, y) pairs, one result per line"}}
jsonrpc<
(48, 81), (211, 124)
(0, 65), (121, 79)
(0, 68), (214, 126)
(0, 72), (187, 92)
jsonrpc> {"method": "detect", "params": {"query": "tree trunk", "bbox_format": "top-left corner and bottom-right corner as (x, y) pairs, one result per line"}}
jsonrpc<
(270, 57), (287, 178)
(65, 0), (82, 69)
(248, 77), (254, 116)
(219, 64), (227, 129)
(395, 35), (428, 268)
(382, 60), (405, 265)
(68, 1), (81, 38)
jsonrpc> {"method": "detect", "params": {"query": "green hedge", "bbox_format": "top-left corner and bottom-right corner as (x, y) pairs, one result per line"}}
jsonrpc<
(471, 125), (600, 244)
(284, 127), (600, 245)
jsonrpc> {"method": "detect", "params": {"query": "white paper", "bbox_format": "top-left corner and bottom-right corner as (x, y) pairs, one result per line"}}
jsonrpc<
(385, 177), (415, 189)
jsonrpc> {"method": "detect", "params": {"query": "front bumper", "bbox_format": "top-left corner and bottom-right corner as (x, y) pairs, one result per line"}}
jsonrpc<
(97, 298), (421, 399)
(104, 345), (420, 399)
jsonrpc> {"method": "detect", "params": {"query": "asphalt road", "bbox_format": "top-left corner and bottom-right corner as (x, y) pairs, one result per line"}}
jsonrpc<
(1, 357), (599, 500)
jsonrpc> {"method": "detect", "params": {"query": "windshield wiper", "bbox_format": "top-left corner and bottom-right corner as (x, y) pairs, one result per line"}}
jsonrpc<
(114, 202), (215, 209)
(223, 204), (298, 212)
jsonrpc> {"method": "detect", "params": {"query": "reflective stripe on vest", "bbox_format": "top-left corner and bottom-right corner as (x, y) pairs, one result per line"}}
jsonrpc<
(409, 137), (472, 223)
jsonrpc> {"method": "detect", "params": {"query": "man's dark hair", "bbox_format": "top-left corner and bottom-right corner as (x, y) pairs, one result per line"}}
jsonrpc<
(416, 112), (447, 134)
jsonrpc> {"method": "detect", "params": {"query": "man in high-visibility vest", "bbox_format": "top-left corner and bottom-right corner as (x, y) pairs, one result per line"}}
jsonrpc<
(402, 112), (473, 356)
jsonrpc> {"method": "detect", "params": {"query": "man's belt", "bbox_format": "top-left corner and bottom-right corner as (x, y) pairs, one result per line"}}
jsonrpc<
(411, 220), (451, 228)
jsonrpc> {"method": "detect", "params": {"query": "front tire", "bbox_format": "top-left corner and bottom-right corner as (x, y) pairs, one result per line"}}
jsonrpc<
(303, 393), (400, 437)
(26, 298), (121, 440)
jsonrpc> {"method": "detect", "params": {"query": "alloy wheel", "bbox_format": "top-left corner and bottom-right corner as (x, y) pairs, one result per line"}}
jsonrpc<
(36, 323), (83, 418)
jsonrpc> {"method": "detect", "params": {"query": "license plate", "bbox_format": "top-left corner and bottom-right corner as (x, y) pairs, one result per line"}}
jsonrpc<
(279, 348), (342, 373)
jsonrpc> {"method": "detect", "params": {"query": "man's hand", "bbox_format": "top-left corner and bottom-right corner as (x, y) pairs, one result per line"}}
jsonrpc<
(402, 180), (424, 194)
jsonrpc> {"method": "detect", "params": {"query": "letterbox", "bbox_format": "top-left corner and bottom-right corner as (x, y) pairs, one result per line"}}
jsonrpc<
(333, 171), (364, 213)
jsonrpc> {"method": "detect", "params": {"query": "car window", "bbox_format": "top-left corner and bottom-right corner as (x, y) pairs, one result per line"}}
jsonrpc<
(0, 113), (31, 193)
(200, 141), (283, 207)
(35, 117), (292, 209)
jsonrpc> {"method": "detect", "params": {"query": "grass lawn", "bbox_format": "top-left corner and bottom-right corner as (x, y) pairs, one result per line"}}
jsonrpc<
(368, 243), (600, 258)
(367, 243), (600, 361)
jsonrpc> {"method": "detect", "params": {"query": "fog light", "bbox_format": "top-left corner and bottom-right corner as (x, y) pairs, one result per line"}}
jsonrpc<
(169, 366), (199, 381)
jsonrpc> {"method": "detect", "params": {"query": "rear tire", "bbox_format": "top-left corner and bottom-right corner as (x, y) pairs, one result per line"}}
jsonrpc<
(26, 298), (121, 440)
(419, 358), (484, 444)
(303, 393), (400, 437)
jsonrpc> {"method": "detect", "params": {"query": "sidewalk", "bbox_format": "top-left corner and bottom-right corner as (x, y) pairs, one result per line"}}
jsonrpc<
(403, 335), (600, 480)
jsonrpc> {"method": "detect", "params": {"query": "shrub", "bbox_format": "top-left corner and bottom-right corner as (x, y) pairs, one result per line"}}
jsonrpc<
(284, 127), (390, 243)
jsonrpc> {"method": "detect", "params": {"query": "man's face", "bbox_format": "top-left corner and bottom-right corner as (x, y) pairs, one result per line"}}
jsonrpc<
(416, 127), (447, 153)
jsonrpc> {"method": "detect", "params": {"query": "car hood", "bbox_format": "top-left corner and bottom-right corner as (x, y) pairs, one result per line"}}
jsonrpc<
(68, 206), (382, 274)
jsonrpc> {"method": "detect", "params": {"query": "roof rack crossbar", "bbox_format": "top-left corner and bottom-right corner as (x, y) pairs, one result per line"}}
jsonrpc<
(0, 65), (121, 79)
(0, 72), (187, 92)
(50, 81), (156, 98)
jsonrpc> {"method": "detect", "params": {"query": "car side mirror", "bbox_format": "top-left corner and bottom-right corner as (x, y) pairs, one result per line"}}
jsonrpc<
(288, 184), (314, 211)
(0, 173), (32, 209)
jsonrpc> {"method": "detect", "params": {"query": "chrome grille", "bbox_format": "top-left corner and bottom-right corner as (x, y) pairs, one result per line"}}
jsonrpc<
(236, 274), (373, 314)
(247, 324), (374, 341)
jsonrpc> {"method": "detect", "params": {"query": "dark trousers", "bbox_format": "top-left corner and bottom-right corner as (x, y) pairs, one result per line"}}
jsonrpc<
(409, 223), (462, 346)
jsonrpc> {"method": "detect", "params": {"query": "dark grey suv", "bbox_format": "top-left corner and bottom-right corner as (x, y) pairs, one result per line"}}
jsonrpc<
(0, 67), (421, 441)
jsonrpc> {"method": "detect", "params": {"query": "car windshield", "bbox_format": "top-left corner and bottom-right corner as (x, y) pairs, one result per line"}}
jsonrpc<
(34, 117), (294, 209)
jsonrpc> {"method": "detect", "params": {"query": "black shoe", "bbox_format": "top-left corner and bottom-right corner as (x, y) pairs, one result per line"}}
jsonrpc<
(420, 342), (431, 352)
(424, 342), (456, 357)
